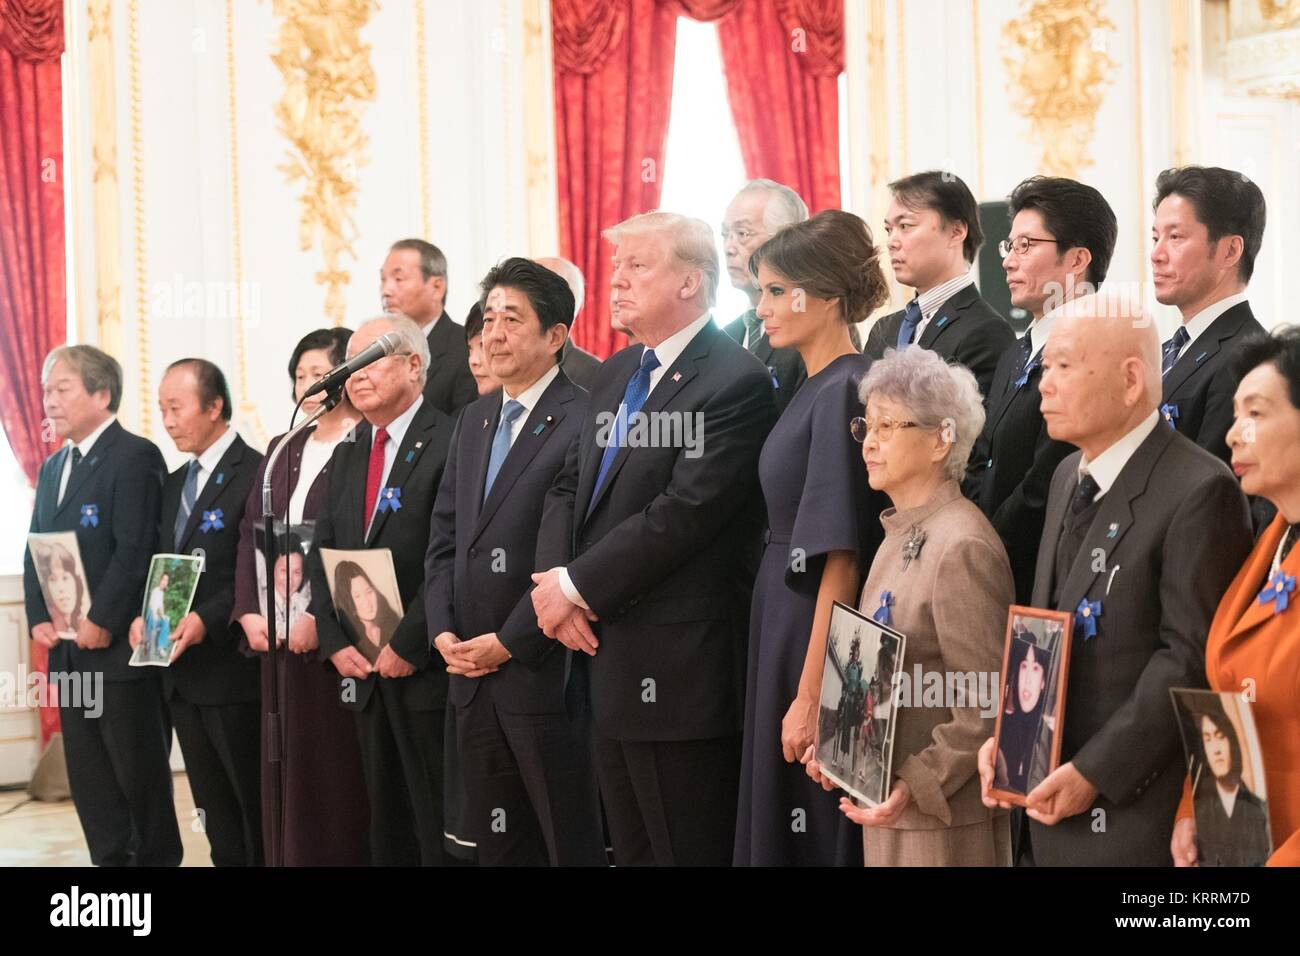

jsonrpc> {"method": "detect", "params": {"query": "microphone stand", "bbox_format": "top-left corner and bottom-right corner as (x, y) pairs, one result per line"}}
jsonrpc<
(260, 384), (343, 866)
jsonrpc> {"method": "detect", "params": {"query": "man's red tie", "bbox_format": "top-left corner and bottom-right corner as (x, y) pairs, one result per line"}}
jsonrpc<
(363, 427), (389, 532)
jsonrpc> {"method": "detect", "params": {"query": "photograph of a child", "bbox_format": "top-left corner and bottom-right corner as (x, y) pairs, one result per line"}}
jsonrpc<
(991, 611), (1068, 801)
(130, 554), (202, 667)
(254, 523), (314, 642)
(320, 548), (403, 665)
(814, 602), (905, 807)
(1172, 689), (1272, 867)
(27, 532), (90, 640)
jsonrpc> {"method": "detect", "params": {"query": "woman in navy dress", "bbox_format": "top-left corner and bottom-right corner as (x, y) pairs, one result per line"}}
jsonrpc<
(734, 210), (892, 865)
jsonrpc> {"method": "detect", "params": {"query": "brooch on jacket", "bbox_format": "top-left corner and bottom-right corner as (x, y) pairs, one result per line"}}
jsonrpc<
(1258, 569), (1295, 615)
(901, 525), (926, 570)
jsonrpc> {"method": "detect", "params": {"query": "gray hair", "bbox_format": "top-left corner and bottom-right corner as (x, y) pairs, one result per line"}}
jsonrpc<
(535, 255), (585, 318)
(603, 211), (720, 310)
(390, 238), (448, 299)
(738, 179), (809, 234)
(42, 345), (123, 412)
(356, 314), (431, 386)
(858, 345), (985, 481)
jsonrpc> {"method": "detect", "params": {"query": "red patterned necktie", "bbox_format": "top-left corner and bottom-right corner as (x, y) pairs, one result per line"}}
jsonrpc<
(363, 427), (389, 531)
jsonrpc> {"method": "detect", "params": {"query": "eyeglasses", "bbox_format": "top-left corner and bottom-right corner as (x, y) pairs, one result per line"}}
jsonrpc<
(998, 236), (1060, 257)
(850, 416), (921, 443)
(720, 227), (762, 245)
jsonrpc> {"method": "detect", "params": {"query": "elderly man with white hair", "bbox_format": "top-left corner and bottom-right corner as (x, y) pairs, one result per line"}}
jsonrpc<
(721, 179), (810, 413)
(530, 210), (778, 865)
(307, 314), (458, 865)
(805, 344), (1015, 866)
(978, 292), (1252, 867)
(535, 254), (603, 389)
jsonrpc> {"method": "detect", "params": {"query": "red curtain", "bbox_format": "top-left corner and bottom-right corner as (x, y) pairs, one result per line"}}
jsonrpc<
(0, 0), (66, 750)
(553, 0), (842, 358)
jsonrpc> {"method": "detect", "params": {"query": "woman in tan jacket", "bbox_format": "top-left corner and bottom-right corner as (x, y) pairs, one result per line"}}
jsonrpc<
(807, 345), (1014, 865)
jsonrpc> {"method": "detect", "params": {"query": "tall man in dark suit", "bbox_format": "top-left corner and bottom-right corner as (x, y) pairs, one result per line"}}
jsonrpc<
(978, 293), (1252, 866)
(535, 255), (604, 390)
(721, 179), (808, 413)
(381, 238), (477, 415)
(966, 177), (1119, 603)
(865, 170), (1015, 400)
(1152, 166), (1267, 465)
(426, 258), (605, 866)
(130, 359), (262, 865)
(24, 345), (182, 866)
(530, 212), (778, 865)
(309, 315), (455, 865)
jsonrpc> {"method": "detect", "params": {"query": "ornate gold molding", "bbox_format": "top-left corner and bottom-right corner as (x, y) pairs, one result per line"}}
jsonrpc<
(1228, 0), (1300, 98)
(1002, 0), (1116, 178)
(1258, 0), (1300, 29)
(128, 0), (150, 437)
(88, 0), (122, 358)
(414, 0), (431, 242)
(522, 0), (558, 257)
(1170, 0), (1192, 165)
(270, 0), (378, 326)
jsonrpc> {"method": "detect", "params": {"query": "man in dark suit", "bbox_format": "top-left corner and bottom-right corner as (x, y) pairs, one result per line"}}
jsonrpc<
(23, 345), (182, 866)
(530, 212), (778, 865)
(966, 176), (1119, 603)
(865, 171), (1015, 400)
(381, 238), (477, 415)
(1152, 166), (1268, 467)
(978, 294), (1252, 866)
(309, 315), (455, 865)
(535, 255), (603, 390)
(426, 258), (604, 866)
(130, 359), (262, 866)
(720, 179), (808, 413)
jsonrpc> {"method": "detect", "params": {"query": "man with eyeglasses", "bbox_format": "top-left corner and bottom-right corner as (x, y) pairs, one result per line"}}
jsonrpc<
(965, 176), (1118, 607)
(864, 171), (1015, 400)
(720, 179), (809, 414)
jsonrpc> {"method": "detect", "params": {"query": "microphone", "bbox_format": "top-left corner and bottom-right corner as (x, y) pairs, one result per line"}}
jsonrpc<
(302, 331), (403, 399)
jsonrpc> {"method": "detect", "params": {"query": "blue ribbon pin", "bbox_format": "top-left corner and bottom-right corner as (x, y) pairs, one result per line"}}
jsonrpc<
(1075, 597), (1102, 639)
(377, 487), (402, 513)
(1013, 355), (1042, 391)
(1257, 569), (1296, 615)
(872, 590), (894, 626)
(1161, 403), (1179, 426)
(768, 366), (779, 390)
(214, 472), (225, 486)
(200, 508), (224, 533)
(79, 504), (99, 528)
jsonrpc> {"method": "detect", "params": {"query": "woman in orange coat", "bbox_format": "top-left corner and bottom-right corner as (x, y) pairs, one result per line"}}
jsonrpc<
(1172, 329), (1300, 867)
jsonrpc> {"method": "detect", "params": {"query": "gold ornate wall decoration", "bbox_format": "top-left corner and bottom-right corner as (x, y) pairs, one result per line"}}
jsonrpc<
(414, 0), (432, 242)
(1229, 0), (1300, 98)
(1258, 1), (1300, 29)
(1001, 0), (1116, 178)
(88, 0), (123, 359)
(128, 0), (151, 437)
(523, 0), (558, 257)
(270, 0), (379, 326)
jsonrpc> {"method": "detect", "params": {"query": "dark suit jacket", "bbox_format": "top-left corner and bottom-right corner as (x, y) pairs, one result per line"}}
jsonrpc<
(309, 398), (454, 712)
(423, 311), (478, 416)
(722, 310), (807, 415)
(560, 340), (602, 391)
(1161, 301), (1265, 465)
(425, 370), (586, 714)
(864, 283), (1015, 400)
(965, 339), (1075, 604)
(24, 420), (165, 682)
(1028, 423), (1252, 866)
(539, 320), (778, 741)
(159, 433), (262, 706)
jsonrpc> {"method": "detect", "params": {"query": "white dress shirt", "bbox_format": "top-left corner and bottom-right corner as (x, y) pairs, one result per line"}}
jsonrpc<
(58, 415), (116, 505)
(500, 363), (561, 448)
(1176, 292), (1249, 360)
(366, 394), (424, 530)
(911, 270), (975, 342)
(1078, 409), (1161, 498)
(1024, 302), (1065, 359)
(189, 425), (238, 498)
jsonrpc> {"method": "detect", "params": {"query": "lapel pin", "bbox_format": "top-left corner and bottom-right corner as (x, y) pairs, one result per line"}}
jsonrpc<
(1106, 522), (1119, 538)
(415, 441), (423, 449)
(405, 450), (415, 463)
(672, 372), (682, 382)
(214, 472), (225, 485)
(482, 418), (490, 429)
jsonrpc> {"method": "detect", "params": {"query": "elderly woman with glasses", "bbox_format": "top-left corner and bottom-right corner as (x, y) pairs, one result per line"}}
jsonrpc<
(807, 345), (1014, 866)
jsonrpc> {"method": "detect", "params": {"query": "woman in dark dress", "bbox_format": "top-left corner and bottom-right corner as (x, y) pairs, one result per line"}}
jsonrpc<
(232, 328), (370, 866)
(734, 210), (891, 865)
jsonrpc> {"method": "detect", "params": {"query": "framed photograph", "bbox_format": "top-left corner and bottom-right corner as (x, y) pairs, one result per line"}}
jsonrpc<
(130, 553), (203, 667)
(254, 521), (315, 643)
(27, 532), (92, 641)
(319, 548), (404, 665)
(814, 600), (906, 807)
(1170, 688), (1272, 867)
(989, 605), (1073, 806)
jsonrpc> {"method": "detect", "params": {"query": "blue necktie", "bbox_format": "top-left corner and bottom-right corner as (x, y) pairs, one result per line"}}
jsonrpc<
(174, 459), (200, 550)
(1161, 326), (1189, 377)
(896, 298), (923, 350)
(483, 400), (526, 500)
(589, 349), (660, 513)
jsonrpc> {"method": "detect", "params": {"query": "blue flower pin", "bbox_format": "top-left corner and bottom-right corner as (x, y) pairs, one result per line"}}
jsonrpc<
(79, 504), (99, 528)
(1257, 569), (1296, 615)
(1075, 597), (1102, 639)
(1161, 403), (1179, 426)
(1012, 356), (1042, 392)
(872, 590), (894, 627)
(200, 508), (224, 533)
(377, 487), (402, 513)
